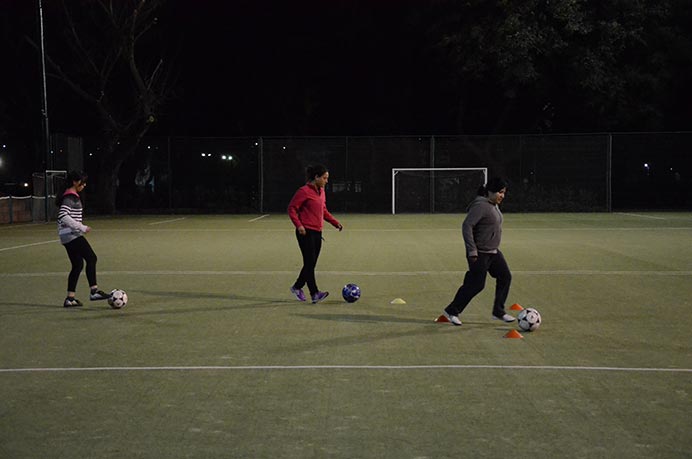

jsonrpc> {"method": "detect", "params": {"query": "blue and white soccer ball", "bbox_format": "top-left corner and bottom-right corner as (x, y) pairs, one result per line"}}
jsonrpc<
(517, 307), (541, 332)
(342, 283), (361, 303)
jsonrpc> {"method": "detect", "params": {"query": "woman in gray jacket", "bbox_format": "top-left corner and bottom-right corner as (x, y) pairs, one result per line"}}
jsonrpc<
(442, 177), (515, 326)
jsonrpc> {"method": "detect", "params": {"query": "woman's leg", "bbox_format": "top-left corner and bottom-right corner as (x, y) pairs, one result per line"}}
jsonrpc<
(445, 254), (490, 315)
(64, 238), (86, 294)
(79, 237), (98, 288)
(294, 230), (322, 295)
(488, 250), (512, 317)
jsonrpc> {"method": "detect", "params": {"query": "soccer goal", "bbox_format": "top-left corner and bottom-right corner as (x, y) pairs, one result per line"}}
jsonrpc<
(391, 167), (487, 214)
(31, 170), (67, 221)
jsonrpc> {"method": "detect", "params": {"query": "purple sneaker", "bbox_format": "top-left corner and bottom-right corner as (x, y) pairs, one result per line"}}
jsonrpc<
(311, 291), (329, 304)
(290, 286), (306, 302)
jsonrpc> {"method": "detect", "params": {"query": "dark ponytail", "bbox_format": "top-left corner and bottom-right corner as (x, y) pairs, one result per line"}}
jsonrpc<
(306, 164), (328, 181)
(56, 170), (88, 206)
(477, 177), (508, 196)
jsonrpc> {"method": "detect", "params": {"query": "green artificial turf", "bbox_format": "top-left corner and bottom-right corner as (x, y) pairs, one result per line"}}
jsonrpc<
(1, 213), (691, 458)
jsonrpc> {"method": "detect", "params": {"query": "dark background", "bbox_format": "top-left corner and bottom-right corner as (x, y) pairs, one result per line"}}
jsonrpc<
(1, 1), (691, 208)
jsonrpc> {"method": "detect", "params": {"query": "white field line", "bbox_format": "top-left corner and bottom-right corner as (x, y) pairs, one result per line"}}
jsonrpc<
(248, 214), (270, 222)
(0, 364), (690, 374)
(2, 269), (692, 278)
(92, 227), (692, 232)
(0, 222), (47, 230)
(615, 212), (667, 220)
(0, 240), (57, 252)
(147, 217), (187, 225)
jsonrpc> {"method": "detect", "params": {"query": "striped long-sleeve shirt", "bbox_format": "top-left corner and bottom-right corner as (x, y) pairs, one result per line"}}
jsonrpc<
(57, 191), (88, 245)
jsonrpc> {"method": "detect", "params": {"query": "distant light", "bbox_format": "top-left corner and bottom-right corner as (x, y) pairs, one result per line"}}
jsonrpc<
(23, 182), (29, 187)
(254, 142), (259, 146)
(228, 155), (233, 161)
(89, 153), (93, 156)
(147, 145), (151, 149)
(282, 146), (286, 150)
(201, 153), (206, 157)
(2, 144), (6, 148)
(222, 155), (227, 160)
(644, 163), (649, 168)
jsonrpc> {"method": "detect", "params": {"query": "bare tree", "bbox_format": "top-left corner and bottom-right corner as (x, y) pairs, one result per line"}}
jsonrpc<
(29, 0), (176, 212)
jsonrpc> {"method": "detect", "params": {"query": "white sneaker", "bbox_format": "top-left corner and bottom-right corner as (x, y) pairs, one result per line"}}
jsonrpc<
(443, 310), (462, 326)
(492, 313), (516, 323)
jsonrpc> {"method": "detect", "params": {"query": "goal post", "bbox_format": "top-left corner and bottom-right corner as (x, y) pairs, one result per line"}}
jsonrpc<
(391, 167), (488, 214)
(32, 169), (67, 222)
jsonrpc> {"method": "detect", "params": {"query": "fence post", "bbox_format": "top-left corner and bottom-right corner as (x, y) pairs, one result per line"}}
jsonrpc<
(607, 133), (612, 212)
(430, 136), (435, 213)
(167, 136), (172, 213)
(259, 137), (264, 213)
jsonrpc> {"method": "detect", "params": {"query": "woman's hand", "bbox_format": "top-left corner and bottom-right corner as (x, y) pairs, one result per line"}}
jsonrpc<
(297, 226), (306, 236)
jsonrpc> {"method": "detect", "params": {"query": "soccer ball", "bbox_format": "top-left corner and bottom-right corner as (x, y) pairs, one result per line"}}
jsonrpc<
(341, 283), (361, 303)
(108, 289), (128, 309)
(517, 307), (541, 332)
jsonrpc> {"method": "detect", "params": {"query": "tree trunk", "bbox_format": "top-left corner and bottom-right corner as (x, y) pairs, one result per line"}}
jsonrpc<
(94, 125), (151, 213)
(95, 153), (123, 214)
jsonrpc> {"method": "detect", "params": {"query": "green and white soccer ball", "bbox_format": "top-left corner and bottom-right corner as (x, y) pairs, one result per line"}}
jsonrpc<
(517, 307), (541, 332)
(108, 289), (128, 309)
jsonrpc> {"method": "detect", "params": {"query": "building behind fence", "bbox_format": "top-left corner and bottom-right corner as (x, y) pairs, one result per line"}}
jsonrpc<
(2, 132), (690, 223)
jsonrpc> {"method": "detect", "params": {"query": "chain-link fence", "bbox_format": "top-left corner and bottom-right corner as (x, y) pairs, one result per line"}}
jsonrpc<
(96, 133), (618, 214)
(2, 132), (690, 223)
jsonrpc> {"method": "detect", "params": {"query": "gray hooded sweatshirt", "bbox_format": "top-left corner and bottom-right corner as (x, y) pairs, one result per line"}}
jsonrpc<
(461, 195), (503, 257)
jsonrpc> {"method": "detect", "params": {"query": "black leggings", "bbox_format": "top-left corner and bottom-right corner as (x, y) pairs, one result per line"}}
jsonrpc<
(446, 250), (512, 317)
(293, 229), (323, 295)
(64, 236), (98, 292)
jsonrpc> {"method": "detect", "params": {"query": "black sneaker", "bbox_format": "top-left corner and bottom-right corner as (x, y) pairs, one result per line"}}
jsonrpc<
(90, 290), (110, 301)
(64, 297), (83, 308)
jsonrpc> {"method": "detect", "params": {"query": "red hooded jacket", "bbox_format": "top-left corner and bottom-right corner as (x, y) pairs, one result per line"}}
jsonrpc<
(287, 182), (340, 232)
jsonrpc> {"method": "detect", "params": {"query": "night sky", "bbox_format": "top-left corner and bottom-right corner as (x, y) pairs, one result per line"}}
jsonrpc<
(158, 1), (452, 136)
(1, 1), (691, 170)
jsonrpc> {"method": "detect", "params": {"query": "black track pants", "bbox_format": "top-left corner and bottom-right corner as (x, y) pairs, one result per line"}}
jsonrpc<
(64, 236), (98, 292)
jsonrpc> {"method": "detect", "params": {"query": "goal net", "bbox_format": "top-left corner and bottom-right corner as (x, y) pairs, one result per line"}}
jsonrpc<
(391, 168), (487, 214)
(32, 170), (67, 221)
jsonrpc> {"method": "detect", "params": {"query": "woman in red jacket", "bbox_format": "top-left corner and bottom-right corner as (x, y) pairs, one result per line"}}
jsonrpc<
(287, 164), (343, 303)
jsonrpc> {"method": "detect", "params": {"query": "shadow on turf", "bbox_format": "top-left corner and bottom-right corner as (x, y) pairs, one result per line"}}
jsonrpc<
(0, 301), (66, 313)
(293, 312), (428, 325)
(51, 289), (315, 320)
(275, 318), (445, 352)
(273, 316), (504, 353)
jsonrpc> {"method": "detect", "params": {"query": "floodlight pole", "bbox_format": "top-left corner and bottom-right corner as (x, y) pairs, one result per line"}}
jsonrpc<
(38, 0), (52, 222)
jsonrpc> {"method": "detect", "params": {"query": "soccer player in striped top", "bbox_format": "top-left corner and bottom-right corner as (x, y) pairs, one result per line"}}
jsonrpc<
(57, 171), (109, 307)
(288, 164), (343, 304)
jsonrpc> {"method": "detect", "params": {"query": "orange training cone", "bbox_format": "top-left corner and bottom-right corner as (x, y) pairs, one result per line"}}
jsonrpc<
(435, 314), (450, 323)
(504, 329), (524, 339)
(510, 303), (524, 311)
